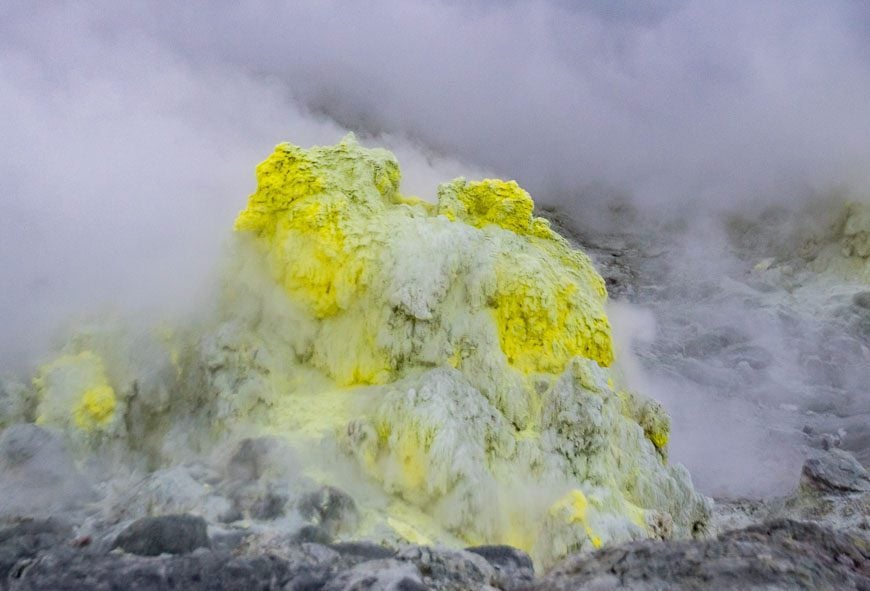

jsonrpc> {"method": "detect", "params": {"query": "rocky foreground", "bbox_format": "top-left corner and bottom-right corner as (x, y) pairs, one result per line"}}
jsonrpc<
(2, 509), (867, 590)
(0, 517), (867, 591)
(1, 430), (867, 590)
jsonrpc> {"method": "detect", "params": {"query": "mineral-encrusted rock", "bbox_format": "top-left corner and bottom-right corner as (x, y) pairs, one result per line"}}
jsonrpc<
(22, 136), (710, 564)
(112, 514), (209, 556)
(527, 519), (870, 591)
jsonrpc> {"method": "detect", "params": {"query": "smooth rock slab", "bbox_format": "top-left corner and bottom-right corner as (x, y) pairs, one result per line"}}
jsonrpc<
(112, 514), (209, 556)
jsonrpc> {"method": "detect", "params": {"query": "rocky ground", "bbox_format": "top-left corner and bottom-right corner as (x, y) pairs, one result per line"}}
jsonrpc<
(0, 435), (867, 590)
(1, 351), (867, 589)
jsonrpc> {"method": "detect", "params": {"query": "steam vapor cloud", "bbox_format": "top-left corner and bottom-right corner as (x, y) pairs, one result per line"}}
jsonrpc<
(2, 0), (869, 497)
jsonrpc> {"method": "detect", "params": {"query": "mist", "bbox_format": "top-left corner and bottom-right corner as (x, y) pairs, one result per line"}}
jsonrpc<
(2, 0), (869, 501)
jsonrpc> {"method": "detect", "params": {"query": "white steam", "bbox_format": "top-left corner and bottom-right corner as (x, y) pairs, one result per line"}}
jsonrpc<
(2, 0), (869, 500)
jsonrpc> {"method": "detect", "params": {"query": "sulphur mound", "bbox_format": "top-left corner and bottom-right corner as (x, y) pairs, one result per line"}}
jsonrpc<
(233, 136), (612, 383)
(23, 135), (710, 567)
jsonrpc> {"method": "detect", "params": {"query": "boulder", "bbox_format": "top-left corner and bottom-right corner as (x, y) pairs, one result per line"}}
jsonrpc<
(112, 514), (209, 556)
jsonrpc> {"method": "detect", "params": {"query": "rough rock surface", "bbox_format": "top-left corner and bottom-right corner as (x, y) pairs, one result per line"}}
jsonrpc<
(6, 548), (293, 591)
(713, 448), (870, 536)
(112, 514), (210, 556)
(526, 519), (870, 591)
(0, 519), (73, 583)
(3, 540), (510, 590)
(466, 546), (535, 591)
(4, 518), (868, 590)
(297, 486), (359, 538)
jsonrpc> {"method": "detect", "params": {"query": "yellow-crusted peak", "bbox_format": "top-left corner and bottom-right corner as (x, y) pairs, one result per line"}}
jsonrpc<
(437, 178), (554, 238)
(233, 137), (613, 379)
(33, 350), (118, 434)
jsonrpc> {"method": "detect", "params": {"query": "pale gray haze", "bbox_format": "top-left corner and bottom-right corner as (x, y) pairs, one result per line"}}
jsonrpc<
(2, 0), (869, 497)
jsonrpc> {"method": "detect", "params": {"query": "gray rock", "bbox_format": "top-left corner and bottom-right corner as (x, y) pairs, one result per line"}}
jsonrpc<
(231, 536), (405, 589)
(852, 291), (870, 311)
(528, 519), (870, 591)
(207, 528), (248, 553)
(0, 425), (93, 518)
(466, 545), (534, 590)
(112, 514), (209, 556)
(722, 344), (774, 371)
(396, 545), (496, 591)
(225, 437), (278, 482)
(8, 548), (294, 591)
(802, 448), (870, 493)
(683, 328), (748, 359)
(714, 448), (870, 536)
(0, 518), (72, 581)
(292, 525), (333, 545)
(322, 558), (425, 591)
(297, 486), (359, 537)
(249, 490), (288, 520)
(330, 541), (396, 562)
(804, 414), (870, 467)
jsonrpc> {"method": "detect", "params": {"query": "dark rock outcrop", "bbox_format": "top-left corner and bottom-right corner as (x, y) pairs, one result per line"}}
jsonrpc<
(112, 514), (209, 556)
(6, 519), (869, 590)
(8, 548), (291, 591)
(297, 486), (358, 538)
(0, 519), (72, 583)
(466, 545), (535, 590)
(525, 519), (870, 591)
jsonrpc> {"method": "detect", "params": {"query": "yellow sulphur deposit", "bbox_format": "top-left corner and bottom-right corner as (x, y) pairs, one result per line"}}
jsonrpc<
(29, 136), (709, 568)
